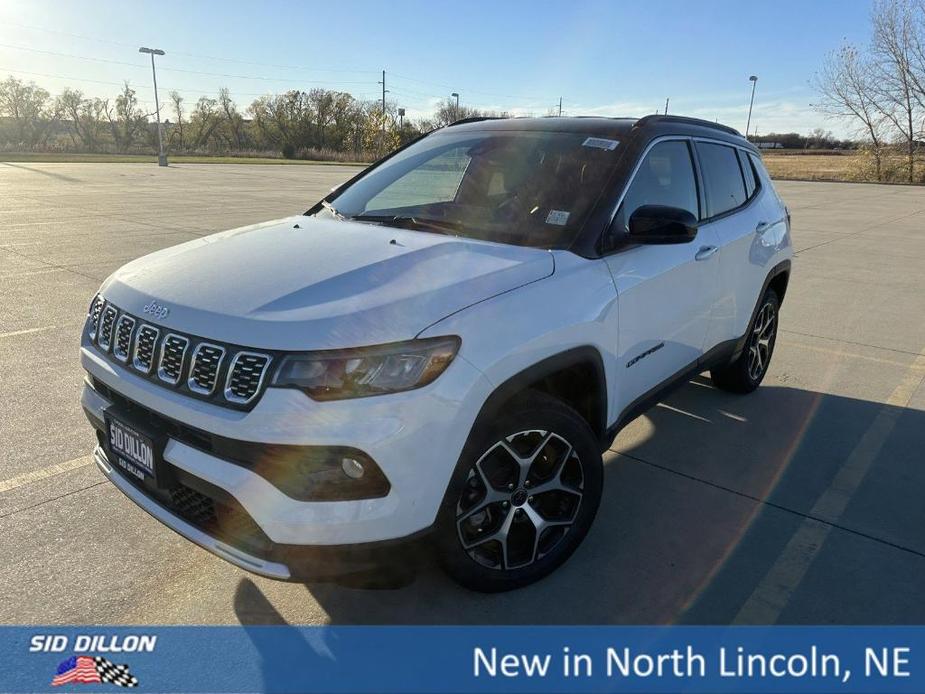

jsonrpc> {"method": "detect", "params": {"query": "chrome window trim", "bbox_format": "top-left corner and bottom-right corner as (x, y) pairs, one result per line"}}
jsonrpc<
(606, 135), (694, 231)
(606, 134), (761, 233)
(157, 333), (190, 386)
(112, 314), (137, 363)
(187, 343), (226, 396)
(132, 324), (161, 374)
(224, 351), (273, 405)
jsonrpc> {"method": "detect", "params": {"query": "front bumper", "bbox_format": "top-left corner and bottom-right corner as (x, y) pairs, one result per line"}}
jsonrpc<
(81, 340), (493, 577)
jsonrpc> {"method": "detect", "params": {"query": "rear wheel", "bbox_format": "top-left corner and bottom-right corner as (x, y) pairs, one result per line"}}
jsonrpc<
(435, 392), (603, 592)
(711, 288), (779, 393)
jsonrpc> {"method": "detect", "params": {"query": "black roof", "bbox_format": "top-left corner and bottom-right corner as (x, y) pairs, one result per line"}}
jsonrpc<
(446, 114), (754, 151)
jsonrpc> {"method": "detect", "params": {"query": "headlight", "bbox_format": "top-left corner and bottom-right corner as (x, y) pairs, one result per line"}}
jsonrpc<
(272, 336), (461, 401)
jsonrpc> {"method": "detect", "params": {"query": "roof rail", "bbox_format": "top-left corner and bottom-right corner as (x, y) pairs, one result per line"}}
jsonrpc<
(634, 114), (742, 137)
(446, 116), (507, 127)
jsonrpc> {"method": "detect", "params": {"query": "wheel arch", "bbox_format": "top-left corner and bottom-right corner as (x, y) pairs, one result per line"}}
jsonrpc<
(470, 346), (609, 448)
(732, 259), (791, 359)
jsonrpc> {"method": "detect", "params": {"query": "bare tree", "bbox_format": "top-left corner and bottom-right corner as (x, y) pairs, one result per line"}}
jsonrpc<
(218, 87), (245, 149)
(103, 82), (148, 152)
(0, 76), (58, 149)
(813, 43), (888, 180)
(168, 91), (184, 150)
(871, 0), (920, 182)
(188, 96), (223, 150)
(56, 88), (107, 152)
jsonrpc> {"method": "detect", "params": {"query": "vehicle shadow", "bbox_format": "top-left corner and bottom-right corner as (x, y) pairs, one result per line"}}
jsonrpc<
(0, 162), (83, 183)
(233, 378), (925, 624)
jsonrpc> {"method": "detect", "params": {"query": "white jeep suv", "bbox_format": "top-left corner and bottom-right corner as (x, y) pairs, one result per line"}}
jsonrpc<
(81, 115), (792, 591)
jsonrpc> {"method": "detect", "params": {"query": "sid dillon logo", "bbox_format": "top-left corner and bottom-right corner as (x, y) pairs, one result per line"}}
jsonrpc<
(31, 634), (154, 688)
(51, 655), (139, 688)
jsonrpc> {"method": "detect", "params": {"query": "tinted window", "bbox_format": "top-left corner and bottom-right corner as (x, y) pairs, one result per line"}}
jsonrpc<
(738, 149), (757, 198)
(323, 130), (624, 249)
(698, 143), (747, 216)
(749, 152), (772, 186)
(618, 140), (698, 226)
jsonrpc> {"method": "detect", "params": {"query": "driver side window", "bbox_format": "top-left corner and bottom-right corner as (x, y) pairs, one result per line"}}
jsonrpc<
(617, 140), (699, 230)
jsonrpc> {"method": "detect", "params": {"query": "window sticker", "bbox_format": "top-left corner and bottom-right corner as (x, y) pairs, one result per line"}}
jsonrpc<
(546, 209), (571, 226)
(582, 137), (620, 151)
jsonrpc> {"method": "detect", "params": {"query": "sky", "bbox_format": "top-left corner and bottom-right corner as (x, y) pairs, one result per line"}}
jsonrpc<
(0, 0), (874, 137)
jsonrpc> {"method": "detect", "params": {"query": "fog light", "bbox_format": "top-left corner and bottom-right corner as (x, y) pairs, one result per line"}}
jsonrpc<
(341, 457), (365, 479)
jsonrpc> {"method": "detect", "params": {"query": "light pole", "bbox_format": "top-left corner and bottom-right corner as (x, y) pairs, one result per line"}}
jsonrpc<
(139, 47), (167, 166)
(745, 75), (758, 140)
(451, 92), (459, 121)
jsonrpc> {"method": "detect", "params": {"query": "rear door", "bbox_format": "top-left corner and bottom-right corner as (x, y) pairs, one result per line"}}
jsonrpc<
(694, 142), (769, 347)
(604, 138), (721, 414)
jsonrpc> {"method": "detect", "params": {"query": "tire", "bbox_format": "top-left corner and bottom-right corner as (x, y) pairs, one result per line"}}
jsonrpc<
(710, 288), (780, 394)
(435, 391), (603, 592)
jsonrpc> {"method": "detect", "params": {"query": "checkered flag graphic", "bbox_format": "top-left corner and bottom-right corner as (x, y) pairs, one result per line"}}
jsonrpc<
(94, 657), (139, 688)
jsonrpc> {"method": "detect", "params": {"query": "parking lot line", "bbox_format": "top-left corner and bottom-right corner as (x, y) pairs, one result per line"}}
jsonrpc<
(733, 349), (925, 624)
(780, 339), (925, 370)
(0, 325), (57, 339)
(0, 455), (93, 494)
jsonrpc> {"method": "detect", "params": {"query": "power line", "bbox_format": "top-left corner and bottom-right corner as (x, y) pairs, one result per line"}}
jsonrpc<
(0, 41), (375, 85)
(1, 20), (380, 74)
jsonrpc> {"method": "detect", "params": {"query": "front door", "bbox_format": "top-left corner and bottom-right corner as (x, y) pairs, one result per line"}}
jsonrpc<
(604, 139), (719, 415)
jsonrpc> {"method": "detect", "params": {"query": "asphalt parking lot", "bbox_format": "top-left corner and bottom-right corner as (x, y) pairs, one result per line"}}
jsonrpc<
(1, 162), (924, 625)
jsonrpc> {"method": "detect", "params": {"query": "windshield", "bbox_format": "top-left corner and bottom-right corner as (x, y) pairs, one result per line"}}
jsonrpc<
(316, 129), (623, 249)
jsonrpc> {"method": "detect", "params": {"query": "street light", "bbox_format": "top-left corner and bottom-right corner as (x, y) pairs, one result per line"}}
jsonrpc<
(139, 47), (167, 166)
(451, 92), (459, 122)
(745, 75), (758, 140)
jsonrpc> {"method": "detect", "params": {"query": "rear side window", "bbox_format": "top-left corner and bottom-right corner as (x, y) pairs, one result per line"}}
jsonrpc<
(697, 142), (747, 217)
(738, 149), (757, 198)
(749, 152), (772, 185)
(618, 140), (699, 227)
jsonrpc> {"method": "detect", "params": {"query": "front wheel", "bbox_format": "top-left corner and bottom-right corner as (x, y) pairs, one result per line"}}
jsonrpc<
(435, 392), (603, 592)
(711, 288), (780, 393)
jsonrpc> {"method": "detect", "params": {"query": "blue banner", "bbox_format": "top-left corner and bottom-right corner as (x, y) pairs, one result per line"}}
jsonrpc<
(1, 626), (923, 693)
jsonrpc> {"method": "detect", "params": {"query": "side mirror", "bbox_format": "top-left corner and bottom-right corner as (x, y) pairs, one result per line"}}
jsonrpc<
(628, 205), (698, 244)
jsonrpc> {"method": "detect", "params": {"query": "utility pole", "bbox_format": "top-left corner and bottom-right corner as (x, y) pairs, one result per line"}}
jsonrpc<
(746, 75), (758, 139)
(558, 96), (562, 117)
(378, 70), (389, 151)
(139, 46), (167, 166)
(664, 97), (670, 115)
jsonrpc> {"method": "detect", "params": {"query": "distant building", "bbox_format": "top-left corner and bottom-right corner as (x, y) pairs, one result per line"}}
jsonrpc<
(757, 142), (784, 149)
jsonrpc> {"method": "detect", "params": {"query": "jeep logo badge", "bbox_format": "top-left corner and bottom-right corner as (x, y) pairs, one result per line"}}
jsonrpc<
(143, 300), (170, 320)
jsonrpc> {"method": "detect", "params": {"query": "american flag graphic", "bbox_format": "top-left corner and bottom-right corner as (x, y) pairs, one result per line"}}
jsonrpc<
(51, 655), (139, 688)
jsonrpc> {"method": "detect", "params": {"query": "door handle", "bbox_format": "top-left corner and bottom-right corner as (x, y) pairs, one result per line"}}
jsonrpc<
(695, 245), (718, 261)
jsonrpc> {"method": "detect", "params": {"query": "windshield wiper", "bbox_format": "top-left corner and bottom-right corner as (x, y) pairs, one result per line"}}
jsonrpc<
(348, 214), (462, 236)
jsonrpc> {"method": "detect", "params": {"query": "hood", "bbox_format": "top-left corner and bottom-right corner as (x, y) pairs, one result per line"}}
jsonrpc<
(101, 216), (554, 350)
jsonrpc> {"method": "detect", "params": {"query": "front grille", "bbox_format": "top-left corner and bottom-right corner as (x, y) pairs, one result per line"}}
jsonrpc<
(87, 295), (104, 340)
(158, 334), (189, 385)
(188, 344), (225, 395)
(97, 305), (118, 351)
(86, 300), (275, 410)
(112, 315), (136, 362)
(132, 325), (159, 373)
(225, 352), (272, 404)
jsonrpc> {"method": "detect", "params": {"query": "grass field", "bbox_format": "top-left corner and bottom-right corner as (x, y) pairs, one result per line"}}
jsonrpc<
(4, 150), (923, 184)
(762, 152), (861, 181)
(0, 152), (368, 166)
